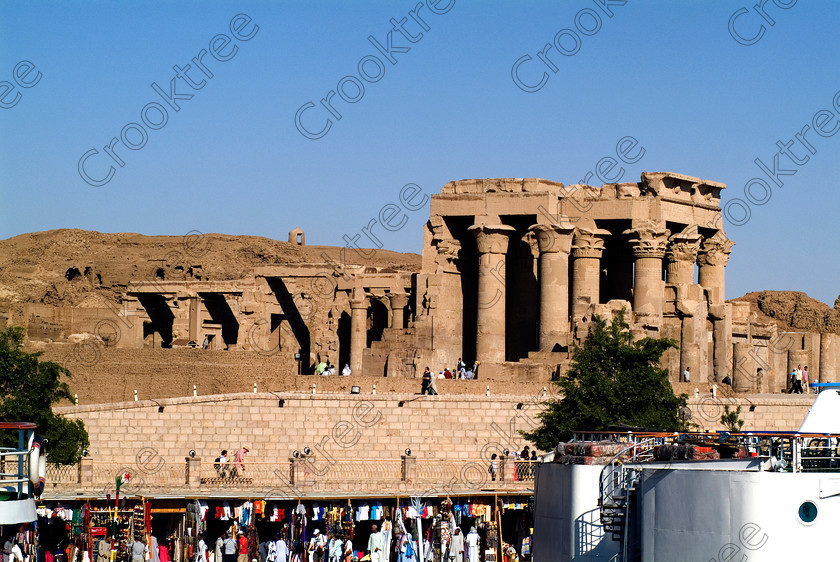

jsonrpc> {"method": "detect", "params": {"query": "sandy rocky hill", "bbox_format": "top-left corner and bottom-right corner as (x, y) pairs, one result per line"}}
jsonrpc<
(0, 229), (420, 314)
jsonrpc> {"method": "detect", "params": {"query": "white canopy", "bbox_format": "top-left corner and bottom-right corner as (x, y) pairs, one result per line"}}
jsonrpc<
(798, 389), (840, 433)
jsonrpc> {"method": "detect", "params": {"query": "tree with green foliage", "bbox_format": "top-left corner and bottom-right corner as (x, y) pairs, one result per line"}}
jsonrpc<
(522, 310), (687, 450)
(0, 326), (89, 464)
(720, 405), (745, 432)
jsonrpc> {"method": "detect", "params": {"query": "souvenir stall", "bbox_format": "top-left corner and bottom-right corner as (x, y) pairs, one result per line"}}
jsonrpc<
(148, 501), (187, 562)
(497, 496), (533, 562)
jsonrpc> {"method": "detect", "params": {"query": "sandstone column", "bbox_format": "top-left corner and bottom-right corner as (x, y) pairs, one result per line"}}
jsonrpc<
(820, 333), (837, 383)
(697, 232), (735, 305)
(388, 292), (409, 329)
(711, 303), (732, 383)
(571, 227), (610, 318)
(188, 296), (201, 342)
(667, 230), (704, 380)
(624, 221), (670, 317)
(700, 233), (735, 382)
(665, 231), (702, 286)
(468, 224), (515, 362)
(528, 222), (575, 351)
(732, 342), (756, 392)
(349, 286), (368, 376)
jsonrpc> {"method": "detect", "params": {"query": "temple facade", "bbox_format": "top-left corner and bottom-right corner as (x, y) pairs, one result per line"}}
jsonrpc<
(15, 173), (839, 392)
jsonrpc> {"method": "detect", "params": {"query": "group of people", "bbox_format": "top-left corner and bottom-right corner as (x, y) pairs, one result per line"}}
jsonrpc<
(214, 447), (249, 478)
(365, 524), (481, 562)
(2, 538), (24, 562)
(788, 364), (811, 394)
(315, 363), (352, 377)
(420, 359), (481, 395)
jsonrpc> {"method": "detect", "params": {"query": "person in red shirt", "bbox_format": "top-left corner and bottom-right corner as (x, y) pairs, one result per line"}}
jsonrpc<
(237, 533), (248, 562)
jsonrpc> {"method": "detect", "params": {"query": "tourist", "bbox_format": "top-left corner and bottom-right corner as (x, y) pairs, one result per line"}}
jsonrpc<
(788, 368), (796, 394)
(367, 525), (384, 562)
(459, 365), (467, 379)
(421, 367), (432, 395)
(682, 366), (690, 383)
(465, 528), (480, 562)
(443, 367), (452, 379)
(237, 532), (248, 562)
(196, 535), (208, 562)
(131, 539), (148, 562)
(215, 450), (228, 478)
(530, 450), (538, 477)
(320, 362), (331, 376)
(794, 365), (804, 394)
(222, 534), (237, 562)
(457, 358), (465, 373)
(464, 367), (473, 380)
(448, 528), (464, 562)
(307, 530), (326, 562)
(472, 361), (480, 380)
(341, 536), (352, 562)
(489, 454), (498, 481)
(327, 534), (342, 562)
(232, 446), (249, 478)
(341, 364), (351, 376)
(803, 366), (810, 393)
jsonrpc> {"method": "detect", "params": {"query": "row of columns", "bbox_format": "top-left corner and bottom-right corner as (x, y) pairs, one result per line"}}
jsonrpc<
(348, 287), (410, 376)
(468, 221), (734, 361)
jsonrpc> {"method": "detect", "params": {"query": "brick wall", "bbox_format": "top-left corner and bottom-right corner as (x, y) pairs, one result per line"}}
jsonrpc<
(57, 393), (545, 466)
(55, 391), (818, 468)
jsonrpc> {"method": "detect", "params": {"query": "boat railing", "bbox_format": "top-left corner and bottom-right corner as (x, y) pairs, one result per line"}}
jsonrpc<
(0, 422), (37, 499)
(577, 430), (840, 474)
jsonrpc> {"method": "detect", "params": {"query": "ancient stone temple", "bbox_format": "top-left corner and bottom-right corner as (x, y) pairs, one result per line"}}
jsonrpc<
(12, 173), (838, 393)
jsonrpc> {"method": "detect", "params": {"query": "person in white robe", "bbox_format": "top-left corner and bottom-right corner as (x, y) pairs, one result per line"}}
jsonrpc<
(448, 528), (464, 562)
(367, 525), (385, 562)
(465, 528), (479, 562)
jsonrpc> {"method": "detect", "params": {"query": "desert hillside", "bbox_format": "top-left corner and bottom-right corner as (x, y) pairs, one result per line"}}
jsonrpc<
(0, 229), (420, 310)
(730, 291), (840, 334)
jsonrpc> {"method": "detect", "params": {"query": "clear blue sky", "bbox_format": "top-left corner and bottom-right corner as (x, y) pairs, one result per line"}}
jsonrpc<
(1, 1), (838, 305)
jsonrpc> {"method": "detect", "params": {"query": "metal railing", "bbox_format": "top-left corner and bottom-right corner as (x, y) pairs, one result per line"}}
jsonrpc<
(513, 460), (537, 481)
(45, 463), (80, 484)
(44, 457), (534, 497)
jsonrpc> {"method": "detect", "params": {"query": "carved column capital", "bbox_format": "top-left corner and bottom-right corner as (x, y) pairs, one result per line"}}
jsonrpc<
(571, 227), (610, 259)
(387, 292), (409, 309)
(349, 285), (369, 309)
(624, 221), (670, 259)
(468, 224), (515, 255)
(528, 222), (575, 255)
(698, 232), (735, 267)
(666, 231), (703, 263)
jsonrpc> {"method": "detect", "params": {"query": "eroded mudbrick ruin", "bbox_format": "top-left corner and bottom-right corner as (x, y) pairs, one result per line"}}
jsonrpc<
(9, 173), (839, 393)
